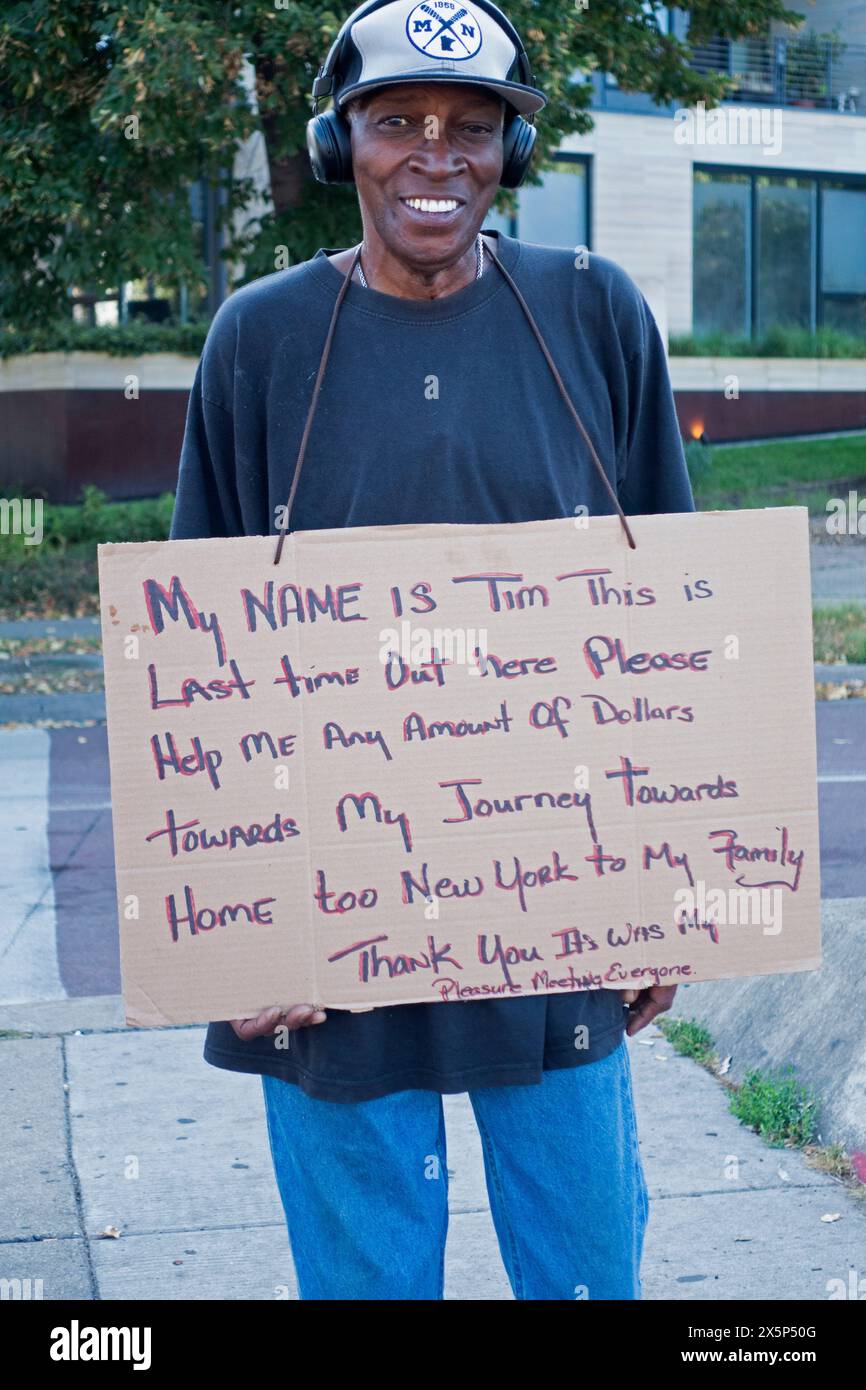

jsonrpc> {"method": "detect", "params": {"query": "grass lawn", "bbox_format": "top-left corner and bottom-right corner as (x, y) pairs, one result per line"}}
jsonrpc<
(690, 435), (866, 514)
(688, 437), (866, 669)
(0, 550), (103, 620)
(813, 606), (866, 665)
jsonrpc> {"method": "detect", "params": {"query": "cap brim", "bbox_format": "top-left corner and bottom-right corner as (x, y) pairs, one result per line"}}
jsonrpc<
(337, 72), (546, 117)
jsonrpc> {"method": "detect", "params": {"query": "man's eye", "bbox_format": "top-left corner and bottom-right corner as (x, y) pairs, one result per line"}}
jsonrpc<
(380, 115), (412, 127)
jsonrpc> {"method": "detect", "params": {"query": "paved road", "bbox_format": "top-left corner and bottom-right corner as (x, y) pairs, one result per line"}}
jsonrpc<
(2, 702), (864, 1005)
(815, 701), (866, 899)
(0, 726), (118, 1002)
(810, 540), (865, 606)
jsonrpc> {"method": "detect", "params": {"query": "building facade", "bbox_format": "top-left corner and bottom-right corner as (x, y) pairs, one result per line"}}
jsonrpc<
(485, 3), (866, 347)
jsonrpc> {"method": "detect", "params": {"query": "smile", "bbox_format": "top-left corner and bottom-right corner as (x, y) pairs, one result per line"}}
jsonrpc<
(400, 197), (462, 214)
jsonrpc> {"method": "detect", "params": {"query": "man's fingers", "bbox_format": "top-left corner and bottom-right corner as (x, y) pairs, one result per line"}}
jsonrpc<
(230, 1004), (327, 1041)
(625, 996), (661, 1036)
(624, 985), (678, 1037)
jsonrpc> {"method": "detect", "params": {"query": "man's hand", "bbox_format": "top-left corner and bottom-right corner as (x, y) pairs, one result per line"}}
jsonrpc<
(230, 1004), (327, 1042)
(621, 985), (677, 1037)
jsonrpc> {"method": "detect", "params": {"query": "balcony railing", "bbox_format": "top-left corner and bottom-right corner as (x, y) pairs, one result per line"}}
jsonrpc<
(689, 33), (864, 113)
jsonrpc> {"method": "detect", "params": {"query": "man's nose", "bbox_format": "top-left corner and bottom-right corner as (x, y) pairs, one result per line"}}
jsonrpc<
(406, 131), (468, 177)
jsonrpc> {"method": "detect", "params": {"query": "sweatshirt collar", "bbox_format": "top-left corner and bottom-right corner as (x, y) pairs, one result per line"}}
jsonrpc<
(308, 229), (521, 322)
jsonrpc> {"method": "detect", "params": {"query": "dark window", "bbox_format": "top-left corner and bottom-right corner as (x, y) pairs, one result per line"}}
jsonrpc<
(821, 183), (866, 334)
(693, 165), (866, 338)
(755, 176), (815, 333)
(693, 170), (751, 335)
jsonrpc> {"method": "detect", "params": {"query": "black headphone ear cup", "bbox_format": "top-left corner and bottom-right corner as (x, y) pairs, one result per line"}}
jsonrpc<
(306, 110), (354, 184)
(500, 116), (536, 190)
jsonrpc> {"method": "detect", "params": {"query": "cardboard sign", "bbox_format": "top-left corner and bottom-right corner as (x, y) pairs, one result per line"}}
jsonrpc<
(97, 509), (821, 1027)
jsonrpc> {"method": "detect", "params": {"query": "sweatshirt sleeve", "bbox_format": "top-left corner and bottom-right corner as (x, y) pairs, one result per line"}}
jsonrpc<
(170, 361), (245, 540)
(616, 289), (696, 518)
(170, 287), (247, 546)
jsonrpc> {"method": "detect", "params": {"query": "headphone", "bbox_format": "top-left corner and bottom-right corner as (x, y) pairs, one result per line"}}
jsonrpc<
(306, 0), (539, 190)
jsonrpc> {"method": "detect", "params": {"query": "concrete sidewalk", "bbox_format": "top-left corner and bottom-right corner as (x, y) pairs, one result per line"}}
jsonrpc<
(2, 997), (863, 1301)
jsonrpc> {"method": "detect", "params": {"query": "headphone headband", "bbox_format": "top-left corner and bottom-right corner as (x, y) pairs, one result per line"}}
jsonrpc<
(306, 0), (541, 189)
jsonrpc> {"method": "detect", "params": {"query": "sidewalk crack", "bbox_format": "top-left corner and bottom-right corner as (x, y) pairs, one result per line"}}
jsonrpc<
(60, 1033), (100, 1299)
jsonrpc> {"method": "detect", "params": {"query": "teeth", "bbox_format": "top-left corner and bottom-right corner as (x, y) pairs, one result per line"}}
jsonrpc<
(403, 198), (459, 213)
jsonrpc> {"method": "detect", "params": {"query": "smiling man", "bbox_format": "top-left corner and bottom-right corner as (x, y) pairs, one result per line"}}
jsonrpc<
(171, 0), (695, 1300)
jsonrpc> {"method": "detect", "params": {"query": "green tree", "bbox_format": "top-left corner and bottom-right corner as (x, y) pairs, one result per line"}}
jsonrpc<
(0, 0), (803, 325)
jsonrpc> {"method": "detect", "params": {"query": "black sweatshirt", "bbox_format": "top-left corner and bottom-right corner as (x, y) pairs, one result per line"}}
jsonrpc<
(170, 228), (695, 1102)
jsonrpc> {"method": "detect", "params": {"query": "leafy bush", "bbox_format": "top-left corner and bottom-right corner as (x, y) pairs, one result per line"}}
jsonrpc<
(729, 1066), (817, 1147)
(49, 486), (175, 546)
(670, 326), (866, 359)
(0, 486), (174, 553)
(0, 320), (207, 359)
(657, 1016), (716, 1066)
(0, 488), (176, 618)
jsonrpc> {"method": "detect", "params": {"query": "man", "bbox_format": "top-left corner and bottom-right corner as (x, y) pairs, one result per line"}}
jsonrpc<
(171, 0), (695, 1300)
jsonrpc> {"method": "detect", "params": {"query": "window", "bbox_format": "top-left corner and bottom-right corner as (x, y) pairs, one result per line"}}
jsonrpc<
(693, 166), (866, 338)
(693, 171), (751, 336)
(755, 176), (816, 333)
(821, 183), (866, 334)
(485, 155), (590, 249)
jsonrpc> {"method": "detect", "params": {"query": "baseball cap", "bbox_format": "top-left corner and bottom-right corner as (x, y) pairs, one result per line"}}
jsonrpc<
(328, 0), (547, 117)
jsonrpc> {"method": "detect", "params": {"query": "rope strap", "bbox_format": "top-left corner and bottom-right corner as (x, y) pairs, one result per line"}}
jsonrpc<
(273, 239), (637, 562)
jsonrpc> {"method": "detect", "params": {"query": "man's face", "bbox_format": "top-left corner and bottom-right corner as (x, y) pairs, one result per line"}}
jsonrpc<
(346, 82), (505, 266)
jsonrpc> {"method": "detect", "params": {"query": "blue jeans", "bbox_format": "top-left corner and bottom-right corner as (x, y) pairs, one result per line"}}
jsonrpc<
(261, 1038), (649, 1300)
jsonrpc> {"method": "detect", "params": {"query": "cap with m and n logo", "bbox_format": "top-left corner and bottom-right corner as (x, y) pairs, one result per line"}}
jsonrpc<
(330, 0), (546, 116)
